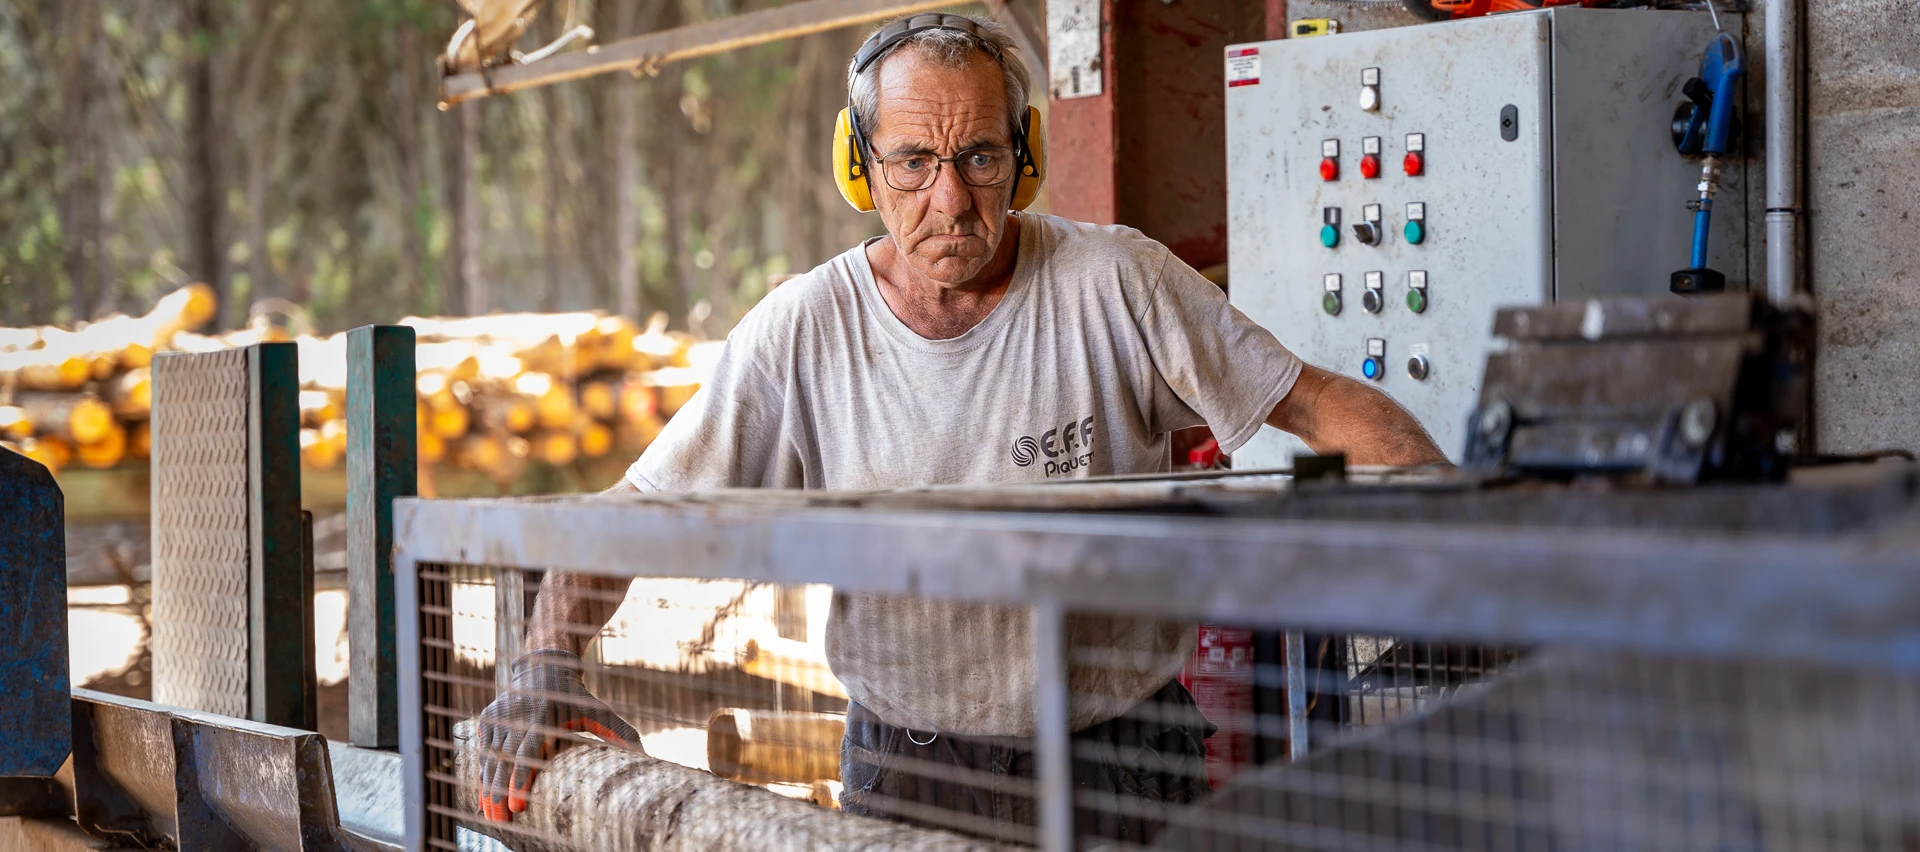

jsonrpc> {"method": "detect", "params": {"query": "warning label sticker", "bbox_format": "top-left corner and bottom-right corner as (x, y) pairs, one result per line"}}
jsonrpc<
(1226, 47), (1260, 88)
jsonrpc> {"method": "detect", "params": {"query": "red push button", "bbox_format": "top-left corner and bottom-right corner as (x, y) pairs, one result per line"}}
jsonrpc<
(1404, 151), (1424, 177)
(1319, 157), (1338, 181)
(1360, 154), (1381, 179)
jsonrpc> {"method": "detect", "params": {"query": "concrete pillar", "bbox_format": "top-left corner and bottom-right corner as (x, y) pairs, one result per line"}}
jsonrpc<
(1047, 0), (1267, 271)
(1805, 0), (1920, 454)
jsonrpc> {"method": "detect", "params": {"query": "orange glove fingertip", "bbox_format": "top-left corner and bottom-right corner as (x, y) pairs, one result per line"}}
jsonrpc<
(479, 794), (509, 822)
(477, 781), (497, 821)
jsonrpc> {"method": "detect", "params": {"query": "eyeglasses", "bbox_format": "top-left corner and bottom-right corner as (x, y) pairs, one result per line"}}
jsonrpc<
(875, 146), (1018, 192)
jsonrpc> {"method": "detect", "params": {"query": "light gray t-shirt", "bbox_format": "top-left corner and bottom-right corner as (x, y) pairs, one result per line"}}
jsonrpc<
(626, 213), (1303, 736)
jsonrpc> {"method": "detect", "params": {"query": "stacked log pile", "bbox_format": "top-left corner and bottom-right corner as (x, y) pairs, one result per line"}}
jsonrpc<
(0, 284), (215, 473)
(0, 284), (715, 483)
(371, 310), (714, 485)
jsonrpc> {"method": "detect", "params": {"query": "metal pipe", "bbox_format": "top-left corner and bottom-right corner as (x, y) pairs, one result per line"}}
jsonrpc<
(1284, 631), (1309, 761)
(1765, 0), (1805, 304)
(1031, 601), (1075, 852)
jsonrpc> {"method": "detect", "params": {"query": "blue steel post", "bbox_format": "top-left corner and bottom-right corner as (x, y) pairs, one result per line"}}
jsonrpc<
(0, 448), (71, 778)
(348, 325), (417, 748)
(248, 341), (314, 730)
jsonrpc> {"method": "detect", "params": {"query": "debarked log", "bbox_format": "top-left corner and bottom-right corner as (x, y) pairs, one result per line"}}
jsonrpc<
(740, 636), (848, 699)
(705, 709), (845, 784)
(452, 721), (998, 852)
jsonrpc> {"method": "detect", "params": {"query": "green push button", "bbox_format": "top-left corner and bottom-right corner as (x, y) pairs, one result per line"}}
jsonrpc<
(1322, 292), (1342, 316)
(1404, 220), (1426, 245)
(1320, 224), (1339, 248)
(1407, 288), (1427, 314)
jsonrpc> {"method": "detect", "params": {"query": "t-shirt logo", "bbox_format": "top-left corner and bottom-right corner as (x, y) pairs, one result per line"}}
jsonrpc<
(1010, 436), (1040, 467)
(1011, 416), (1096, 476)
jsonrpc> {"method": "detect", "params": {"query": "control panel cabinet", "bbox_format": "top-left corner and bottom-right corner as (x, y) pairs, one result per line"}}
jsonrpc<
(1227, 9), (1746, 466)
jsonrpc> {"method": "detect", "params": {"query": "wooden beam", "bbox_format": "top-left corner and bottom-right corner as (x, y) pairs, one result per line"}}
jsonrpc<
(984, 0), (1046, 79)
(740, 637), (849, 699)
(440, 0), (973, 105)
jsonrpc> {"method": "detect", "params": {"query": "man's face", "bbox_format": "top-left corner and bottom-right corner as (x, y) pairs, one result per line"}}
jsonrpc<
(867, 51), (1015, 288)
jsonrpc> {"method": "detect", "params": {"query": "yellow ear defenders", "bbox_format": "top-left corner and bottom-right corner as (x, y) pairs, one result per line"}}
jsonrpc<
(832, 14), (1046, 213)
(834, 105), (1044, 213)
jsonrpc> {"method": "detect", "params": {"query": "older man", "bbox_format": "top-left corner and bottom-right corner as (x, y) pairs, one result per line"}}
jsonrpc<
(477, 12), (1444, 843)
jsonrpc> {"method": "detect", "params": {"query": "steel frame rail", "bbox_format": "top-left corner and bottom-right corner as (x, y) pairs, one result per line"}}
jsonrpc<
(394, 483), (1920, 671)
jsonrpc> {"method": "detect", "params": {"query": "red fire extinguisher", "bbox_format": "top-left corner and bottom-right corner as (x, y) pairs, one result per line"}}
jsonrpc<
(1179, 624), (1254, 789)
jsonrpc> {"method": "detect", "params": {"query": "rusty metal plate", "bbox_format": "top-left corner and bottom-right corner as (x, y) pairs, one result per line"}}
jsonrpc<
(150, 349), (253, 718)
(72, 688), (180, 844)
(72, 689), (363, 850)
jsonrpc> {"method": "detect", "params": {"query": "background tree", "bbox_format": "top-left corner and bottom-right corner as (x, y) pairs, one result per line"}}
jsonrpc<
(0, 0), (905, 334)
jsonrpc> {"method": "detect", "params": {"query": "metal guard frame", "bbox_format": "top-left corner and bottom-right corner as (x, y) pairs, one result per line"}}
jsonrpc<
(393, 466), (1920, 850)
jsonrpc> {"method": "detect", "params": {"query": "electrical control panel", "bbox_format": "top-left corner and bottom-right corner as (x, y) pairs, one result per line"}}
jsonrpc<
(1226, 9), (1747, 465)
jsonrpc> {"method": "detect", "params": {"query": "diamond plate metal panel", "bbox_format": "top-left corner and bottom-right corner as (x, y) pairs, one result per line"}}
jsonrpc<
(150, 349), (251, 718)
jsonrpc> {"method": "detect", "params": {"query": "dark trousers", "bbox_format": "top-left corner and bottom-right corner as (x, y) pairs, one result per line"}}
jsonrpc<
(839, 679), (1215, 847)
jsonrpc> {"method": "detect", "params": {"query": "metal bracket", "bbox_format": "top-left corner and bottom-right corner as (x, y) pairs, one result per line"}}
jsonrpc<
(71, 689), (367, 850)
(1463, 295), (1808, 484)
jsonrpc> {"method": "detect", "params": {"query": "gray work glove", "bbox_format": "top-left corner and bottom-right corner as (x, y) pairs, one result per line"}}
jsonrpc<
(475, 648), (641, 821)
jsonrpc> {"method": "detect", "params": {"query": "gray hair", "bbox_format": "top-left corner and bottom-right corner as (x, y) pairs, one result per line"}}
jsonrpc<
(848, 16), (1031, 153)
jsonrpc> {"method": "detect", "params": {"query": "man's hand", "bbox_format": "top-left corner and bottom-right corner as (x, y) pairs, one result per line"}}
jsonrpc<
(1266, 364), (1448, 466)
(475, 649), (640, 821)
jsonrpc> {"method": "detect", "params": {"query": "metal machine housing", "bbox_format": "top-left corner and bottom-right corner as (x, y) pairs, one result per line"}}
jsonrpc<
(1226, 8), (1749, 464)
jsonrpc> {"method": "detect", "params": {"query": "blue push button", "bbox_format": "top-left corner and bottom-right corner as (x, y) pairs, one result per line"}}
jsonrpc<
(1361, 356), (1382, 381)
(1320, 224), (1339, 248)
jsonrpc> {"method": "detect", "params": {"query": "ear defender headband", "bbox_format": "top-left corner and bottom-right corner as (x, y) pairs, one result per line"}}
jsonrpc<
(832, 13), (1046, 213)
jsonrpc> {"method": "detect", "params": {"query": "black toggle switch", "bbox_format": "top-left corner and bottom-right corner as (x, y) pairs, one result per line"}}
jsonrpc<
(1361, 288), (1384, 314)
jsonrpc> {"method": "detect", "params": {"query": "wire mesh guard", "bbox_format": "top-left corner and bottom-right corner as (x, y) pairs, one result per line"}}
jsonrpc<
(412, 562), (1920, 852)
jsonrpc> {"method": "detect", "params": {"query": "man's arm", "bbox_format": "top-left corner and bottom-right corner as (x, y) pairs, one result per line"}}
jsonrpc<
(1266, 364), (1448, 466)
(523, 478), (641, 655)
(475, 477), (643, 822)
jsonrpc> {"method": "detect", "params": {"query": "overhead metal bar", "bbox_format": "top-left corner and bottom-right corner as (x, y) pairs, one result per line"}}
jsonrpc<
(439, 0), (971, 106)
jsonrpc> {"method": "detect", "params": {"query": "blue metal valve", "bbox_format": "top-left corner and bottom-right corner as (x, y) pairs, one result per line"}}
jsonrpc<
(1671, 33), (1745, 295)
